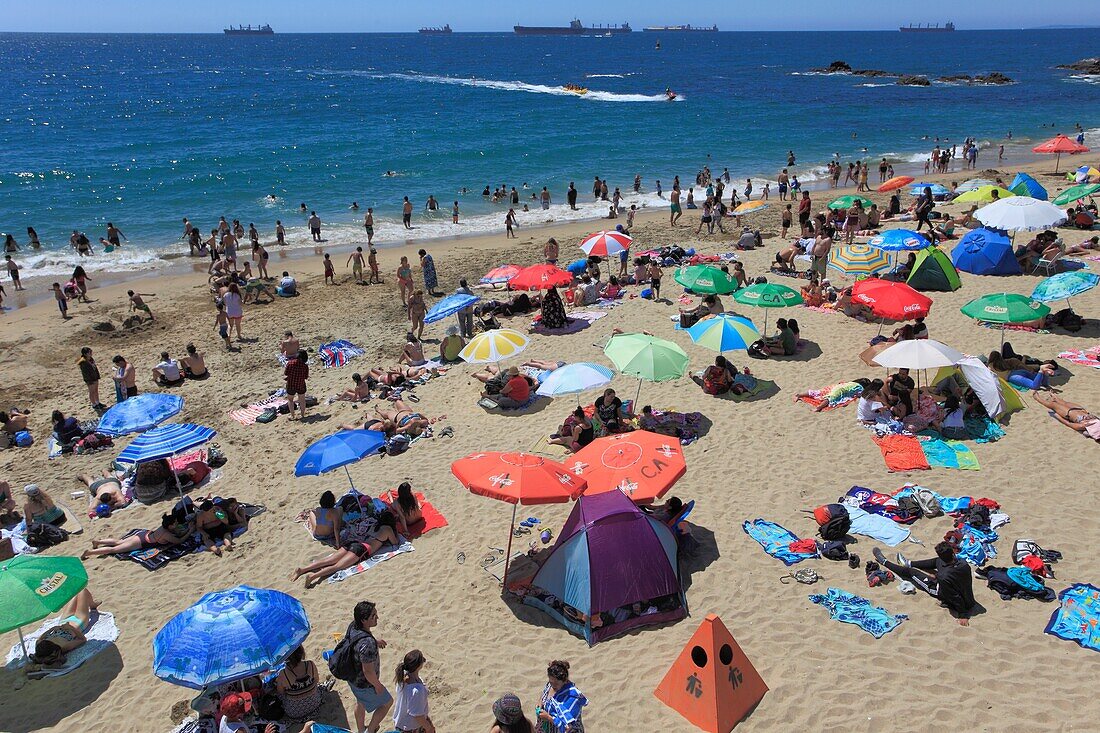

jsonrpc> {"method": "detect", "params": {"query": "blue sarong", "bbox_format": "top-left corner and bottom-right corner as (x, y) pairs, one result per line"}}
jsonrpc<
(742, 519), (817, 566)
(809, 587), (907, 638)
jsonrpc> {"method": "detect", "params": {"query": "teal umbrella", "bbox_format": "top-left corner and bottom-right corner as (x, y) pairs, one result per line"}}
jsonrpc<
(1031, 271), (1099, 306)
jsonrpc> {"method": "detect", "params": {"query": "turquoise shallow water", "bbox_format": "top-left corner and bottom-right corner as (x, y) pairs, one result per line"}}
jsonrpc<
(0, 29), (1098, 279)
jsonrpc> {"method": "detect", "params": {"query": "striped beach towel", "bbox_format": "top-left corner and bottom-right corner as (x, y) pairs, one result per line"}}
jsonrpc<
(317, 339), (365, 368)
(229, 396), (287, 426)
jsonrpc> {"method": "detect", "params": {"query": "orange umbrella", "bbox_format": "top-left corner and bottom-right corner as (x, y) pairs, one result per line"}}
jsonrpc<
(878, 175), (915, 192)
(508, 264), (574, 291)
(568, 431), (686, 504)
(1032, 134), (1089, 173)
(451, 451), (586, 587)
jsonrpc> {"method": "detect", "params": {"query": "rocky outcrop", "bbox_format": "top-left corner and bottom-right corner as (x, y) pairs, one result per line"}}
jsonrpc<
(897, 75), (931, 87)
(937, 72), (1014, 85)
(811, 60), (852, 73)
(810, 61), (1013, 86)
(1056, 58), (1100, 74)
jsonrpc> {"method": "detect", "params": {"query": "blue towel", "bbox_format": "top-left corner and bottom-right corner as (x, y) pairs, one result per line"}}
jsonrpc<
(895, 486), (971, 513)
(742, 519), (817, 566)
(965, 416), (1006, 443)
(956, 523), (997, 566)
(1045, 583), (1100, 653)
(844, 505), (911, 547)
(809, 587), (907, 638)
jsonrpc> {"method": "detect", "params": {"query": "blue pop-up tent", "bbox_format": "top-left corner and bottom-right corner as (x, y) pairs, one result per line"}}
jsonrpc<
(951, 228), (1022, 276)
(1009, 173), (1048, 201)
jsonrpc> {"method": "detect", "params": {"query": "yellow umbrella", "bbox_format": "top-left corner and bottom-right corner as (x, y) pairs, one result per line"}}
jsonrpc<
(733, 200), (769, 215)
(953, 186), (1016, 204)
(459, 329), (529, 364)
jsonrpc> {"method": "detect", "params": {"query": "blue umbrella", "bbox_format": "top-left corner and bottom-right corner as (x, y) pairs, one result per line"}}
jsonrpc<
(424, 292), (480, 324)
(867, 229), (932, 252)
(1009, 172), (1048, 201)
(686, 314), (761, 352)
(116, 423), (216, 465)
(908, 183), (950, 197)
(1031, 271), (1099, 304)
(951, 228), (1021, 275)
(96, 393), (184, 436)
(153, 585), (310, 690)
(535, 362), (614, 398)
(295, 429), (386, 488)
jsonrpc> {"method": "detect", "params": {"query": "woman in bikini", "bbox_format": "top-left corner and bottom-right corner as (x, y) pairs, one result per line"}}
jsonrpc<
(376, 399), (430, 437)
(292, 511), (400, 588)
(337, 372), (372, 401)
(308, 490), (343, 545)
(1034, 392), (1098, 433)
(400, 333), (428, 367)
(397, 256), (414, 306)
(81, 513), (191, 559)
(22, 484), (65, 526)
(338, 416), (394, 435)
(29, 587), (101, 667)
(387, 482), (423, 535)
(196, 499), (233, 556)
(407, 289), (427, 340)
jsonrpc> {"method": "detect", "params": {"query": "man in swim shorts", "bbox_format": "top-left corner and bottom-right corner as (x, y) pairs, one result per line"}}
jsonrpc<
(669, 186), (682, 226)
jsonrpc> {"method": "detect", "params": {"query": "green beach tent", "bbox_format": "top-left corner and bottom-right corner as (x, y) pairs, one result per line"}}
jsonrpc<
(906, 247), (961, 292)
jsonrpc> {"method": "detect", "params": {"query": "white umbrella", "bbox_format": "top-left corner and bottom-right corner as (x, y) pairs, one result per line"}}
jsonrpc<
(975, 197), (1068, 233)
(871, 339), (964, 370)
(955, 178), (995, 194)
(536, 362), (614, 399)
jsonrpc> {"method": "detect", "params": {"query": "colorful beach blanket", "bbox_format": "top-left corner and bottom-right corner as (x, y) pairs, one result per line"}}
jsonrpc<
(377, 491), (448, 539)
(317, 339), (365, 368)
(798, 381), (863, 411)
(531, 310), (606, 335)
(979, 321), (1050, 334)
(920, 438), (981, 471)
(1058, 345), (1100, 369)
(956, 523), (998, 566)
(1045, 583), (1100, 653)
(893, 485), (972, 514)
(113, 521), (250, 571)
(742, 518), (818, 566)
(808, 587), (907, 638)
(725, 378), (776, 402)
(5, 611), (119, 676)
(229, 395), (287, 426)
(327, 539), (414, 583)
(872, 434), (930, 472)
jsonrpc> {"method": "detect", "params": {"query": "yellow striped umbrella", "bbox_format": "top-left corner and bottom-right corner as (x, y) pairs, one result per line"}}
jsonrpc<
(828, 242), (892, 277)
(733, 200), (769, 215)
(459, 329), (529, 364)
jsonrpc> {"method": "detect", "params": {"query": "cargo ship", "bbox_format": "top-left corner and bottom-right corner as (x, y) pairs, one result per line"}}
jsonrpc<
(224, 24), (274, 36)
(899, 22), (955, 32)
(419, 24), (453, 34)
(514, 19), (632, 35)
(643, 24), (718, 32)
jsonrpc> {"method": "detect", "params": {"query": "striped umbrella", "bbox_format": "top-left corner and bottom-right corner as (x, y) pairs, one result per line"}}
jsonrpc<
(828, 243), (892, 277)
(878, 175), (915, 192)
(116, 423), (216, 465)
(686, 314), (760, 352)
(579, 230), (632, 258)
(460, 329), (529, 363)
(96, 393), (184, 436)
(733, 200), (769, 215)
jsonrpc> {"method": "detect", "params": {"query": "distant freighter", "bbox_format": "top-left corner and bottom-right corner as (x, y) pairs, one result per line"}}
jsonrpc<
(224, 24), (274, 36)
(419, 24), (452, 35)
(899, 22), (955, 32)
(643, 24), (718, 32)
(514, 19), (632, 35)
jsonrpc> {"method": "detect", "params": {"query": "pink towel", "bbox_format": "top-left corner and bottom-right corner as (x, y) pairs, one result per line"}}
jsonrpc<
(229, 397), (287, 426)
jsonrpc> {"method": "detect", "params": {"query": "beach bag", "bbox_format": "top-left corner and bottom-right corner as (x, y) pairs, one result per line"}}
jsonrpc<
(748, 340), (770, 360)
(13, 431), (32, 448)
(386, 435), (411, 456)
(913, 488), (943, 518)
(328, 628), (366, 681)
(207, 444), (228, 467)
(255, 408), (278, 424)
(74, 433), (111, 454)
(812, 504), (851, 541)
(1051, 308), (1084, 332)
(27, 521), (69, 548)
(817, 540), (849, 561)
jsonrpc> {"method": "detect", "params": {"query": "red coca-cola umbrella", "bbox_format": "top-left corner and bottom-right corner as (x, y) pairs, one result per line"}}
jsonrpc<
(1032, 134), (1089, 173)
(508, 264), (574, 291)
(852, 278), (932, 333)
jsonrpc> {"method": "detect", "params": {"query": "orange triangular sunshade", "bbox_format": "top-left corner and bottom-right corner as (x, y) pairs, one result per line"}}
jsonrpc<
(654, 614), (768, 732)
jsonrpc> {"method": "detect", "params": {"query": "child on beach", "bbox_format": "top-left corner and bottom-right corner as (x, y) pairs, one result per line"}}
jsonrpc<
(324, 253), (336, 284)
(214, 302), (231, 349)
(368, 248), (381, 284)
(127, 290), (154, 321)
(347, 247), (365, 284)
(52, 282), (69, 319)
(5, 255), (24, 291)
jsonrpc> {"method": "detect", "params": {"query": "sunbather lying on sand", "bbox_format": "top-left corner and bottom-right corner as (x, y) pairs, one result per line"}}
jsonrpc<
(81, 513), (191, 559)
(338, 417), (394, 435)
(292, 511), (400, 588)
(376, 399), (430, 437)
(29, 587), (101, 666)
(1034, 392), (1098, 433)
(79, 472), (128, 513)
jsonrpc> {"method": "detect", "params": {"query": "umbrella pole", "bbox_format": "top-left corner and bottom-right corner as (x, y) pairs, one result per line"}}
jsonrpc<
(635, 377), (642, 407)
(171, 456), (186, 502)
(878, 317), (885, 337)
(1055, 152), (1061, 174)
(1000, 326), (1006, 350)
(345, 465), (355, 490)
(17, 626), (30, 663)
(501, 503), (518, 592)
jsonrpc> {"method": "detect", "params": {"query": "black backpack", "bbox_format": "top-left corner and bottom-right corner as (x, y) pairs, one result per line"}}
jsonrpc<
(328, 627), (366, 681)
(27, 522), (70, 548)
(818, 514), (851, 541)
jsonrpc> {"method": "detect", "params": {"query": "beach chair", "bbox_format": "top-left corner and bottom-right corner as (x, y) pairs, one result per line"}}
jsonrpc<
(667, 500), (695, 539)
(1032, 244), (1065, 276)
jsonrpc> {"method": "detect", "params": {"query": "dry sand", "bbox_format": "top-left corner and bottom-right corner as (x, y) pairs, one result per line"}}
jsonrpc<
(1, 159), (1099, 733)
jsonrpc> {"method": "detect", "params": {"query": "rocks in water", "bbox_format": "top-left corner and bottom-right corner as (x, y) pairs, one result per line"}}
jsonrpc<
(811, 60), (852, 73)
(853, 69), (896, 78)
(809, 61), (1013, 86)
(937, 72), (1014, 85)
(897, 75), (931, 87)
(1056, 58), (1100, 74)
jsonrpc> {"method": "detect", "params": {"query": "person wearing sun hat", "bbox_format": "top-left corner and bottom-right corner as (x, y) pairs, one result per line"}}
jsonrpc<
(218, 692), (276, 733)
(491, 693), (534, 733)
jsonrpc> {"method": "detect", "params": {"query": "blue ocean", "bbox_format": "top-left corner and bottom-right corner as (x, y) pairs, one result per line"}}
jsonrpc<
(1, 29), (1098, 279)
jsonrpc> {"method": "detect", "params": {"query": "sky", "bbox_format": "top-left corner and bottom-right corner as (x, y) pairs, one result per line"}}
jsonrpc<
(2, 0), (1098, 33)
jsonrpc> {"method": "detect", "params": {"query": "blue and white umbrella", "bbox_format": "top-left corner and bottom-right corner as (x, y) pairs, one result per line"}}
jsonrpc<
(536, 362), (614, 398)
(956, 178), (995, 193)
(153, 585), (310, 690)
(1031, 271), (1099, 305)
(295, 429), (386, 488)
(116, 423), (216, 465)
(424, 292), (480, 324)
(908, 183), (950, 197)
(96, 393), (184, 436)
(867, 229), (932, 252)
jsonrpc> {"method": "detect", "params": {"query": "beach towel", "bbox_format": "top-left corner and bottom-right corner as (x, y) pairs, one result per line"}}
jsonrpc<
(644, 408), (703, 445)
(893, 485), (972, 514)
(842, 486), (918, 524)
(1057, 345), (1100, 369)
(742, 519), (818, 566)
(843, 505), (911, 546)
(798, 381), (863, 411)
(317, 339), (365, 368)
(377, 491), (448, 539)
(1044, 583), (1100, 653)
(5, 611), (119, 676)
(872, 434), (929, 472)
(531, 310), (606, 335)
(47, 436), (63, 459)
(229, 395), (288, 426)
(113, 524), (247, 570)
(808, 588), (907, 638)
(725, 378), (776, 402)
(920, 438), (981, 471)
(979, 321), (1051, 335)
(803, 304), (842, 315)
(326, 539), (414, 583)
(956, 523), (998, 566)
(965, 416), (1006, 443)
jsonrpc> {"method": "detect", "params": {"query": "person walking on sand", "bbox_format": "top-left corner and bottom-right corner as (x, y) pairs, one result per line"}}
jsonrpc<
(112, 355), (138, 401)
(407, 290), (426, 340)
(253, 241), (269, 279)
(418, 249), (442, 296)
(368, 247), (381, 284)
(346, 601), (393, 733)
(538, 660), (588, 733)
(798, 191), (812, 237)
(391, 650), (434, 733)
(778, 168), (789, 201)
(78, 347), (103, 410)
(52, 282), (69, 319)
(308, 211), (322, 242)
(647, 260), (663, 301)
(505, 208), (518, 238)
(364, 208), (375, 244)
(397, 256), (414, 305)
(284, 349), (309, 420)
(348, 247), (366, 284)
(324, 253), (336, 284)
(214, 302), (231, 349)
(223, 282), (244, 340)
(127, 290), (154, 322)
(402, 197), (413, 230)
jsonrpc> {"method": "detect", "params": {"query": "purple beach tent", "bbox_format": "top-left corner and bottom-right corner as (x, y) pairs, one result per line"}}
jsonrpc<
(522, 490), (687, 645)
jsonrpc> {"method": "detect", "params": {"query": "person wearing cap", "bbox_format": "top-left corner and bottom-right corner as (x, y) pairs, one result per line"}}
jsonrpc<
(23, 484), (65, 526)
(491, 693), (535, 733)
(494, 367), (531, 409)
(218, 691), (276, 733)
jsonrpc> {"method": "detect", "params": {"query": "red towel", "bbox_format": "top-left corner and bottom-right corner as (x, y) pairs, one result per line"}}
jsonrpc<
(789, 539), (818, 553)
(872, 435), (930, 472)
(378, 491), (448, 539)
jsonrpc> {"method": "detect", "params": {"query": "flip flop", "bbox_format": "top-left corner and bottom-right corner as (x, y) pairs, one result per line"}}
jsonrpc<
(456, 552), (466, 564)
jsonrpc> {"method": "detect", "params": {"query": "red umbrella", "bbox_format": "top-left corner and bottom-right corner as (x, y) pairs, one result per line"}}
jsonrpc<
(579, 230), (632, 258)
(567, 431), (686, 504)
(480, 264), (521, 286)
(1032, 134), (1090, 173)
(852, 278), (933, 321)
(877, 175), (915, 193)
(451, 451), (586, 587)
(508, 264), (574, 291)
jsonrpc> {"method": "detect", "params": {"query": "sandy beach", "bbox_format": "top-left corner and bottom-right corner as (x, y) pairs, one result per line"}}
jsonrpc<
(2, 156), (1099, 733)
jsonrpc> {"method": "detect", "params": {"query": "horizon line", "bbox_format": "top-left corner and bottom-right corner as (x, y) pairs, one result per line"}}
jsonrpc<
(2, 26), (1096, 34)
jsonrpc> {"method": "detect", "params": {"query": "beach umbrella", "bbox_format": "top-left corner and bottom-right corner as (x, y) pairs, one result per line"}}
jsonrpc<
(1072, 165), (1100, 183)
(686, 314), (760, 353)
(451, 452), (585, 587)
(1009, 173), (1048, 201)
(951, 228), (1021, 275)
(673, 264), (740, 294)
(956, 178), (996, 193)
(953, 186), (1016, 204)
(424, 292), (480, 324)
(871, 339), (964, 370)
(878, 175), (915, 192)
(827, 195), (874, 210)
(1052, 182), (1100, 206)
(294, 429), (386, 489)
(908, 183), (950, 197)
(116, 423), (216, 465)
(828, 242), (892, 278)
(459, 328), (529, 364)
(733, 200), (769, 215)
(536, 362), (614, 399)
(480, 264), (521, 285)
(96, 393), (184, 436)
(852, 278), (933, 320)
(975, 197), (1068, 233)
(153, 585), (310, 690)
(1031, 271), (1100, 306)
(0, 555), (87, 664)
(508, 264), (573, 291)
(961, 293), (1051, 346)
(733, 282), (803, 332)
(579, 230), (632, 258)
(570, 431), (686, 504)
(1032, 134), (1089, 172)
(604, 332), (690, 403)
(868, 229), (932, 252)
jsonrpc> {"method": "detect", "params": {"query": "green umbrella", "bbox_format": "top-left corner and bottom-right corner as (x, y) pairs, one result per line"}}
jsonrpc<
(1052, 182), (1100, 207)
(604, 332), (689, 403)
(733, 282), (803, 332)
(960, 293), (1051, 347)
(827, 195), (874, 210)
(673, 264), (740, 295)
(0, 555), (88, 662)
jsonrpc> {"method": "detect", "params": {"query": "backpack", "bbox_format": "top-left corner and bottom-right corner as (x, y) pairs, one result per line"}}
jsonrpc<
(817, 540), (849, 561)
(913, 488), (943, 518)
(14, 431), (33, 448)
(26, 522), (69, 548)
(255, 408), (278, 424)
(328, 628), (366, 681)
(812, 504), (851, 542)
(748, 339), (770, 360)
(1051, 308), (1084, 333)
